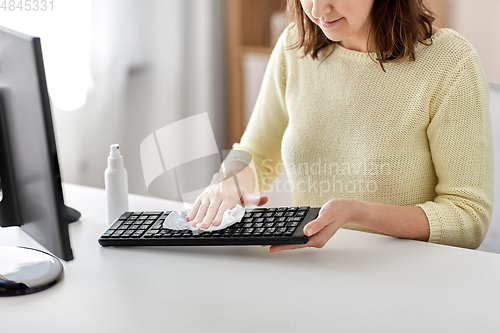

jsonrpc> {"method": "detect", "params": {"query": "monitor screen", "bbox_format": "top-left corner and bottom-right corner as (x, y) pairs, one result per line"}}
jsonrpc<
(0, 25), (76, 262)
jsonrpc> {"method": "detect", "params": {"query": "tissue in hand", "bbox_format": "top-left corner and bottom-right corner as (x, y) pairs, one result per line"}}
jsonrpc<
(162, 203), (245, 235)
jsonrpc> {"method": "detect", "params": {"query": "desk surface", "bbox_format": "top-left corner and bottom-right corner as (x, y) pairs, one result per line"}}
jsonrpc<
(1, 183), (500, 333)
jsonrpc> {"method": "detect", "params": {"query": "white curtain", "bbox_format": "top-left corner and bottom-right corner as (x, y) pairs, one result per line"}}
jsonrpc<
(0, 0), (225, 200)
(49, 0), (225, 200)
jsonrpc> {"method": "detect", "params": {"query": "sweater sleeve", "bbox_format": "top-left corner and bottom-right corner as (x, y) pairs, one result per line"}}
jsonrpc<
(228, 27), (290, 194)
(416, 49), (494, 249)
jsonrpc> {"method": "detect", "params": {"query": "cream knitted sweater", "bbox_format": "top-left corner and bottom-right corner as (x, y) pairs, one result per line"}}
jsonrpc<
(232, 26), (493, 249)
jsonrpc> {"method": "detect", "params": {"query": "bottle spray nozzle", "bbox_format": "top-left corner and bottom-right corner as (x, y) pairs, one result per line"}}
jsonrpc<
(109, 144), (121, 158)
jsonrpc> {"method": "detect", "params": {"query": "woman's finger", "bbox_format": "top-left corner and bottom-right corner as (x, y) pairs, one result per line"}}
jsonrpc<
(200, 196), (223, 228)
(186, 198), (202, 222)
(211, 202), (233, 226)
(192, 200), (210, 225)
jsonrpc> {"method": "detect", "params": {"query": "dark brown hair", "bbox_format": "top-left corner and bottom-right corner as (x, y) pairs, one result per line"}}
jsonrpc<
(287, 0), (436, 69)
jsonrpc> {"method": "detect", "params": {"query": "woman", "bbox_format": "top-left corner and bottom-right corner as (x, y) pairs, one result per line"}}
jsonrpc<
(187, 0), (493, 252)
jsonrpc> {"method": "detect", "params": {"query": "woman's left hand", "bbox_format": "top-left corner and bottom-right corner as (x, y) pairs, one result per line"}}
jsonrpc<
(268, 199), (362, 253)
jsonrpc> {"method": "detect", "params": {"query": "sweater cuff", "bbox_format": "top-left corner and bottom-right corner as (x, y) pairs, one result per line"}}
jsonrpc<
(416, 202), (442, 243)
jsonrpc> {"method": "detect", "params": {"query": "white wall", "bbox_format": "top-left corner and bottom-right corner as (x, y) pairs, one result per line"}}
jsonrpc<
(448, 0), (500, 83)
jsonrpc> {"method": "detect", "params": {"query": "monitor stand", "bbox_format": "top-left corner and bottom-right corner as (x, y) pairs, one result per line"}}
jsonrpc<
(0, 205), (79, 296)
(0, 246), (64, 296)
(66, 205), (81, 223)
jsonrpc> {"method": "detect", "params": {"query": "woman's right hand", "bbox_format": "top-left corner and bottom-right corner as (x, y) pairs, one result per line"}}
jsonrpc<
(186, 176), (268, 229)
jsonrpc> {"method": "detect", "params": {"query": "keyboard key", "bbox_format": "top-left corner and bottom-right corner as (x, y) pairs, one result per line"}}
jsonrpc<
(264, 228), (276, 236)
(254, 228), (265, 236)
(111, 230), (124, 238)
(101, 230), (114, 238)
(118, 212), (132, 220)
(247, 208), (266, 213)
(287, 217), (302, 222)
(108, 220), (123, 230)
(264, 222), (275, 228)
(242, 228), (254, 236)
(151, 221), (163, 229)
(285, 212), (295, 217)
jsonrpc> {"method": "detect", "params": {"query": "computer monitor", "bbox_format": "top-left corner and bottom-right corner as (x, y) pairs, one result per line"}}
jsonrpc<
(0, 25), (80, 296)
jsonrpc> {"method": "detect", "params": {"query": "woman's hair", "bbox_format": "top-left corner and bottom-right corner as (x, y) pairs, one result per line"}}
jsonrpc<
(287, 0), (436, 69)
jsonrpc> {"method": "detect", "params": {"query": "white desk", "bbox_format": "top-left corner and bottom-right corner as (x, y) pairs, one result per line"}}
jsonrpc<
(1, 183), (500, 333)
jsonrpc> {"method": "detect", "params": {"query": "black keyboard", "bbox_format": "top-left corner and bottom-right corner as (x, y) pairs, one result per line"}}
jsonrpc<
(98, 206), (320, 246)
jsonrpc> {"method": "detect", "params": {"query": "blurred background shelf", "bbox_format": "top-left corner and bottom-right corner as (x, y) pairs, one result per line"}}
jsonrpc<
(223, 0), (286, 148)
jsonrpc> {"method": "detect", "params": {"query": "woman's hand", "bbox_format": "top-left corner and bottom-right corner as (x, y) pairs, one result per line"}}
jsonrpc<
(186, 176), (268, 229)
(268, 199), (361, 253)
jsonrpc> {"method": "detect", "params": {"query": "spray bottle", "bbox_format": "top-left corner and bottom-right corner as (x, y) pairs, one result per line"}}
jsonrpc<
(105, 144), (129, 224)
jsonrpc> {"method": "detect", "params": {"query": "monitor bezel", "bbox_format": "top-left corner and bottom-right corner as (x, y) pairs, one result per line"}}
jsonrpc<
(0, 25), (74, 261)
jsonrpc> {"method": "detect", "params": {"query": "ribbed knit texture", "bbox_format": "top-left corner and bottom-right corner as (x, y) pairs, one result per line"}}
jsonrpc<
(231, 26), (493, 249)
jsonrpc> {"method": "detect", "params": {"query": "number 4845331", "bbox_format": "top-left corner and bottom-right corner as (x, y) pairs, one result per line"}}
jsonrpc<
(1, 0), (54, 11)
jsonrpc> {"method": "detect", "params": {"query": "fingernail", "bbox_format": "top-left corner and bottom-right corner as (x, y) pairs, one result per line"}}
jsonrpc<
(307, 228), (313, 236)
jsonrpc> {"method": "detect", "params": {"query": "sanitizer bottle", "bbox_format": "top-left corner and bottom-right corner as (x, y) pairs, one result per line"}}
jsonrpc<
(105, 144), (129, 224)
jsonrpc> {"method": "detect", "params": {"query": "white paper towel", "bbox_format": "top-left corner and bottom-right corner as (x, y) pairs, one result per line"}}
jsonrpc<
(163, 203), (245, 235)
